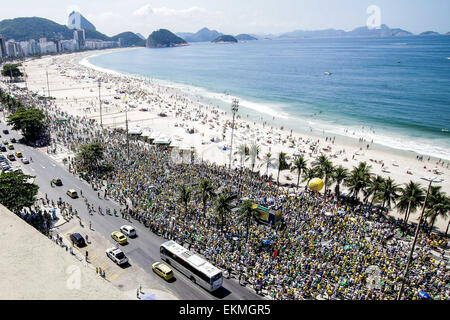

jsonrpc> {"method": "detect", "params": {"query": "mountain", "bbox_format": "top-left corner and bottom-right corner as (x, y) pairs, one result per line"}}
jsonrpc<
(177, 28), (223, 42)
(419, 31), (441, 36)
(136, 33), (146, 40)
(277, 24), (413, 39)
(235, 34), (258, 41)
(67, 11), (96, 31)
(110, 32), (145, 47)
(212, 35), (238, 43)
(146, 29), (187, 48)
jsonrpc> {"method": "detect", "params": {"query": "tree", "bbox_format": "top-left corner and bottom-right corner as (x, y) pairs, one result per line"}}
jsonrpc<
(76, 142), (104, 174)
(424, 187), (450, 234)
(1, 63), (23, 80)
(238, 200), (260, 241)
(235, 143), (249, 169)
(345, 162), (372, 201)
(0, 171), (39, 213)
(215, 193), (237, 231)
(248, 143), (261, 172)
(302, 167), (321, 186)
(333, 166), (348, 197)
(375, 177), (401, 210)
(313, 155), (334, 195)
(274, 152), (290, 185)
(7, 106), (45, 142)
(198, 179), (216, 217)
(290, 155), (308, 189)
(259, 152), (274, 176)
(397, 181), (425, 229)
(177, 185), (192, 216)
(363, 175), (385, 207)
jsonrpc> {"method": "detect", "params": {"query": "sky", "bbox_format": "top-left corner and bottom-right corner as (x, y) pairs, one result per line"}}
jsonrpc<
(0, 0), (449, 37)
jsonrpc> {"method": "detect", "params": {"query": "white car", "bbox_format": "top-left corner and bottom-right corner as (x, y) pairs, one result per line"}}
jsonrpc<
(105, 247), (128, 265)
(120, 225), (136, 237)
(21, 157), (29, 164)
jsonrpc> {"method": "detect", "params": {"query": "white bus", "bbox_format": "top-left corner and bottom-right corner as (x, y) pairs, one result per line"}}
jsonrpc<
(160, 241), (223, 292)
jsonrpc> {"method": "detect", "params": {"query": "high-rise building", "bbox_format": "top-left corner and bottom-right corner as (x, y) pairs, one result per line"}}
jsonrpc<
(67, 11), (96, 31)
(74, 29), (86, 48)
(0, 34), (7, 58)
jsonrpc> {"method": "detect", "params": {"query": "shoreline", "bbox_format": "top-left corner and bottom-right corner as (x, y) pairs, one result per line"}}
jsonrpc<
(19, 49), (449, 231)
(83, 48), (450, 163)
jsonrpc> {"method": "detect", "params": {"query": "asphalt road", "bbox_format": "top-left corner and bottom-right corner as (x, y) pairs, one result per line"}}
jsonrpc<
(0, 120), (262, 300)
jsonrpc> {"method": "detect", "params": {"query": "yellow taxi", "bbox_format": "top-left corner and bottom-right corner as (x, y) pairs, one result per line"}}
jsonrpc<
(15, 151), (23, 158)
(152, 262), (174, 280)
(66, 189), (78, 198)
(111, 231), (128, 245)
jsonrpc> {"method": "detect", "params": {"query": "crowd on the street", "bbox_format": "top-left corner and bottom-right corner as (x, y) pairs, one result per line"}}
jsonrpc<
(3, 84), (449, 300)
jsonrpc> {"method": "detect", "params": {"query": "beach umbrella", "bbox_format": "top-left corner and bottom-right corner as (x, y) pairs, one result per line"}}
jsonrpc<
(308, 178), (324, 192)
(418, 291), (431, 299)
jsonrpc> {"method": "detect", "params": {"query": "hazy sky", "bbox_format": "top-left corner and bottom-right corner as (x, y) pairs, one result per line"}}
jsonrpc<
(0, 0), (449, 37)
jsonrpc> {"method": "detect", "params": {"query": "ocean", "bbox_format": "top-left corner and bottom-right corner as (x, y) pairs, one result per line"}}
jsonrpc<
(85, 36), (450, 160)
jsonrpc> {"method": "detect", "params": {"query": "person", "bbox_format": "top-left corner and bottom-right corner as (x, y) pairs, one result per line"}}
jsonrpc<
(86, 234), (89, 243)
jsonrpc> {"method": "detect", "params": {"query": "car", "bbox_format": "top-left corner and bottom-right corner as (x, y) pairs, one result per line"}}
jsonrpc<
(2, 130), (8, 134)
(21, 157), (29, 164)
(0, 146), (6, 152)
(120, 225), (136, 238)
(7, 144), (14, 150)
(7, 154), (15, 161)
(10, 138), (16, 143)
(111, 231), (127, 245)
(106, 247), (128, 265)
(15, 151), (22, 158)
(66, 189), (78, 198)
(70, 233), (86, 247)
(152, 262), (174, 281)
(52, 178), (63, 186)
(3, 140), (8, 145)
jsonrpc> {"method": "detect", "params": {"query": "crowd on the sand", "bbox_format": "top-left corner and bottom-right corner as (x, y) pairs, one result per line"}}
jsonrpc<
(3, 84), (450, 301)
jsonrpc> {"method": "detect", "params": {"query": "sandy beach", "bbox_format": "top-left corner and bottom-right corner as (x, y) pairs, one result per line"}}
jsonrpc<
(20, 48), (449, 231)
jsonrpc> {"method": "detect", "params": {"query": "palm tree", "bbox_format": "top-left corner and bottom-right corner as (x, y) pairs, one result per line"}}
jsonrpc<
(375, 177), (401, 210)
(302, 167), (321, 186)
(290, 155), (308, 189)
(363, 175), (385, 207)
(333, 166), (348, 197)
(238, 200), (260, 241)
(248, 143), (261, 173)
(314, 156), (334, 195)
(215, 193), (237, 231)
(259, 152), (274, 176)
(198, 179), (216, 217)
(274, 152), (290, 185)
(345, 162), (372, 201)
(424, 187), (450, 234)
(235, 143), (249, 169)
(397, 181), (425, 229)
(177, 185), (192, 216)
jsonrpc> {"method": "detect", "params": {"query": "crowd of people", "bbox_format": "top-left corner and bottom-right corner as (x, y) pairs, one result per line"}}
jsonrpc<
(3, 83), (449, 300)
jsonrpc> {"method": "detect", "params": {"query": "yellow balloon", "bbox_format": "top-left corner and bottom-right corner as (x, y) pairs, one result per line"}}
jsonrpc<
(308, 178), (324, 192)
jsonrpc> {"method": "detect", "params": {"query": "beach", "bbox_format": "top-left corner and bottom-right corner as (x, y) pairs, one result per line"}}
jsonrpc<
(21, 48), (449, 231)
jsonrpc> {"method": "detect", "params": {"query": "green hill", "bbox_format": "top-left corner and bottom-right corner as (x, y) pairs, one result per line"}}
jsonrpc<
(235, 34), (258, 41)
(212, 35), (238, 43)
(0, 17), (144, 46)
(110, 32), (145, 47)
(146, 29), (187, 48)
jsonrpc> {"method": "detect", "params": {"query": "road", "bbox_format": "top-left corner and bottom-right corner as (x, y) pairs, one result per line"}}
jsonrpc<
(0, 120), (262, 300)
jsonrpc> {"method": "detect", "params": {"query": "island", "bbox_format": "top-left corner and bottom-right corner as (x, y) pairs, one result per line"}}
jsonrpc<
(211, 35), (238, 43)
(419, 31), (441, 36)
(235, 34), (258, 41)
(146, 29), (188, 48)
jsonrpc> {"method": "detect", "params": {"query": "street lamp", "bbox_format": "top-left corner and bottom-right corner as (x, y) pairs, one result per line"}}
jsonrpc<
(98, 79), (103, 128)
(396, 176), (444, 300)
(229, 99), (239, 169)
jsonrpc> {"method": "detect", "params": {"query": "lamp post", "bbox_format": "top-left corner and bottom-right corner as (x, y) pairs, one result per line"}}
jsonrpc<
(98, 79), (103, 128)
(229, 99), (239, 169)
(396, 176), (444, 300)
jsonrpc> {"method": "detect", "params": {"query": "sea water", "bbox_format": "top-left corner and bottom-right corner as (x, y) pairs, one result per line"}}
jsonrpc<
(87, 36), (450, 160)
